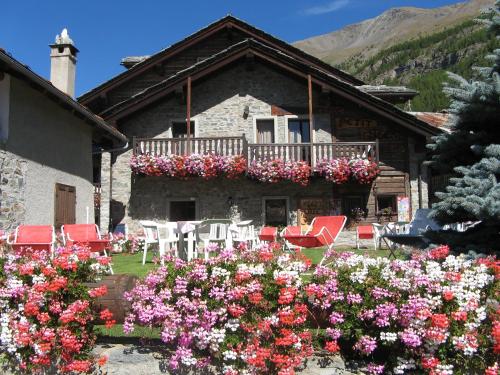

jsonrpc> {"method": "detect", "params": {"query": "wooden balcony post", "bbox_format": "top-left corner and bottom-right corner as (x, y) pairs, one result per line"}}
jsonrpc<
(307, 74), (314, 165)
(186, 76), (192, 155)
(132, 136), (136, 155)
(376, 138), (380, 162)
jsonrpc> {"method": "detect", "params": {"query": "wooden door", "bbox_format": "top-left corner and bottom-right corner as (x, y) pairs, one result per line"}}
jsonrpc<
(55, 183), (76, 228)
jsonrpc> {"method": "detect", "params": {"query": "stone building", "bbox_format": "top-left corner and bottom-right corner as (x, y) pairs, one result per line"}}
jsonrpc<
(78, 17), (443, 232)
(0, 30), (126, 231)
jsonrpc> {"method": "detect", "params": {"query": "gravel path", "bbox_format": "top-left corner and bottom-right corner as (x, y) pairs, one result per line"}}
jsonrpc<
(94, 343), (359, 375)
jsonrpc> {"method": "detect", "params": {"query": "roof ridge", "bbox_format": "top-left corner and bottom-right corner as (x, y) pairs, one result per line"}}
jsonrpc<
(78, 15), (362, 103)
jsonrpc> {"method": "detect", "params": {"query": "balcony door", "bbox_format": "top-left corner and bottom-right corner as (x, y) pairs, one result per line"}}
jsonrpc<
(256, 119), (275, 143)
(288, 118), (311, 162)
(288, 118), (310, 144)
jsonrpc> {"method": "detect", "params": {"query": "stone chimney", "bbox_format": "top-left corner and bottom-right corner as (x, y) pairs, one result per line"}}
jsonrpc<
(49, 28), (78, 97)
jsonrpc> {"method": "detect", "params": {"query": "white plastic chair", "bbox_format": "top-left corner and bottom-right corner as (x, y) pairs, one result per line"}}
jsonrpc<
(139, 220), (161, 265)
(158, 222), (180, 261)
(203, 223), (229, 259)
(232, 224), (258, 249)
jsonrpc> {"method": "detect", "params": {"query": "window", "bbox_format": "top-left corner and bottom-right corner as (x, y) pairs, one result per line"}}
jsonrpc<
(256, 119), (275, 143)
(171, 121), (195, 138)
(263, 198), (288, 227)
(377, 195), (397, 213)
(54, 183), (76, 228)
(169, 200), (197, 221)
(288, 118), (310, 143)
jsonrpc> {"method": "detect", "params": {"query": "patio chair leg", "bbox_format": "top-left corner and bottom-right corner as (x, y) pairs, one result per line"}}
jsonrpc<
(142, 243), (148, 265)
(159, 246), (165, 266)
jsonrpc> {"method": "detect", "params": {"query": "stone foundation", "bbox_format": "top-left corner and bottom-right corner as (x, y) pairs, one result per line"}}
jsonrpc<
(0, 150), (27, 231)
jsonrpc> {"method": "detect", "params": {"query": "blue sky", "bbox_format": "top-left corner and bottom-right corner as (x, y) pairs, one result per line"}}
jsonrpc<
(1, 0), (461, 96)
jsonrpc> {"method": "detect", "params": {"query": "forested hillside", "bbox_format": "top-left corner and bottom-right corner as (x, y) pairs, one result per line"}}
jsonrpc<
(338, 19), (499, 111)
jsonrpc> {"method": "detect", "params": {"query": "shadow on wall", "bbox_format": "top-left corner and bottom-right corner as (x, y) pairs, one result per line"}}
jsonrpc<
(110, 199), (126, 229)
(128, 177), (169, 222)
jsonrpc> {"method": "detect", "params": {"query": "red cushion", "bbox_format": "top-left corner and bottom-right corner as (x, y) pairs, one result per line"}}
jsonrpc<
(17, 225), (53, 244)
(259, 226), (277, 242)
(357, 225), (374, 239)
(282, 235), (323, 248)
(64, 224), (100, 241)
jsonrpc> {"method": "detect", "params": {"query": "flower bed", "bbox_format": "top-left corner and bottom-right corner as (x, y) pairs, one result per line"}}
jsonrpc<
(0, 246), (114, 374)
(130, 153), (246, 180)
(110, 233), (145, 254)
(308, 246), (499, 374)
(247, 159), (311, 186)
(124, 245), (499, 375)
(124, 243), (314, 374)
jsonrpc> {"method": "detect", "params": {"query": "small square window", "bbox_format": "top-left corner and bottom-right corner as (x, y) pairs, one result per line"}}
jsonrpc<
(377, 195), (397, 215)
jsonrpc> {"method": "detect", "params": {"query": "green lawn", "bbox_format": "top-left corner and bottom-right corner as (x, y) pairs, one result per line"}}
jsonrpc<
(111, 251), (158, 278)
(109, 246), (405, 278)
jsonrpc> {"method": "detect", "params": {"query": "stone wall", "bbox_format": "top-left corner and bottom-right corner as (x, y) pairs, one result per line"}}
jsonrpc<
(123, 176), (334, 233)
(0, 150), (27, 231)
(121, 62), (331, 143)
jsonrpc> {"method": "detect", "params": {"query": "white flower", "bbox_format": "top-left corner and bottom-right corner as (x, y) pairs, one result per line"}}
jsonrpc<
(223, 350), (237, 361)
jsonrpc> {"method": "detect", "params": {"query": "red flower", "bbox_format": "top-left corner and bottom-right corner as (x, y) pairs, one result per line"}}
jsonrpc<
(278, 287), (297, 305)
(430, 314), (449, 329)
(428, 245), (450, 260)
(98, 355), (108, 367)
(228, 304), (246, 318)
(442, 290), (454, 301)
(248, 292), (263, 305)
(89, 285), (108, 298)
(421, 356), (440, 369)
(325, 340), (340, 353)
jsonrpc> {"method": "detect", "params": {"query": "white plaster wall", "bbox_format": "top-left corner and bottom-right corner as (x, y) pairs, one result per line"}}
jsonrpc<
(3, 76), (94, 227)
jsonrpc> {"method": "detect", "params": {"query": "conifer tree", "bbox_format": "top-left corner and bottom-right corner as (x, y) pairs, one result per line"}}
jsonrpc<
(426, 1), (500, 253)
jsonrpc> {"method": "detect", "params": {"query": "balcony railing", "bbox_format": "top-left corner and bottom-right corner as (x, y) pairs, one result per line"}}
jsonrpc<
(132, 136), (378, 167)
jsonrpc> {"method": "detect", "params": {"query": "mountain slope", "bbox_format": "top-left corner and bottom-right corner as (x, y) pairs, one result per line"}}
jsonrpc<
(293, 0), (494, 66)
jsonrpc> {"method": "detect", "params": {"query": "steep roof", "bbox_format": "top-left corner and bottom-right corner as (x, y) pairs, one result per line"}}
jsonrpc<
(411, 112), (453, 132)
(78, 15), (363, 105)
(0, 48), (127, 145)
(101, 38), (440, 137)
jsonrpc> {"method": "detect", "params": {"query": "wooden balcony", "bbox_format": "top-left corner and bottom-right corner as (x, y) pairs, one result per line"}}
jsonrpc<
(132, 136), (378, 167)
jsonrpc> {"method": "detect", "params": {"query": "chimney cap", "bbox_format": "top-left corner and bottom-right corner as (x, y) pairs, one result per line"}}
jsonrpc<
(55, 28), (74, 45)
(49, 28), (79, 54)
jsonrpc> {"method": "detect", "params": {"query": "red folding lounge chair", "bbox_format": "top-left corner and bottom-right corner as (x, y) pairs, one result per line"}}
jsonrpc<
(280, 226), (302, 251)
(282, 216), (347, 265)
(62, 224), (113, 271)
(356, 225), (375, 249)
(258, 226), (278, 243)
(8, 225), (55, 256)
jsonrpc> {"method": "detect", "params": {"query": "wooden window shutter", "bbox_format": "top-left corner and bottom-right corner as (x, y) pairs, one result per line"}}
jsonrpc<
(54, 183), (76, 228)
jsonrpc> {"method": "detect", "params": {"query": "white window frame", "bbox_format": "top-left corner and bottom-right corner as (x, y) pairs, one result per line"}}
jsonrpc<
(262, 196), (290, 226)
(252, 116), (278, 144)
(284, 115), (315, 144)
(169, 118), (199, 138)
(166, 197), (199, 221)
